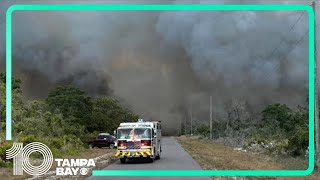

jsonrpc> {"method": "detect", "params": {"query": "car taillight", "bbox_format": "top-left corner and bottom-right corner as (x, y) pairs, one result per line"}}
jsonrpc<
(118, 140), (126, 147)
(140, 140), (151, 146)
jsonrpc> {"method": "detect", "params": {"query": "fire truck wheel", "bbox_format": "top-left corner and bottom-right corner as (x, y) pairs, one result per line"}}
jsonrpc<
(149, 157), (154, 163)
(155, 153), (160, 160)
(156, 146), (161, 159)
(120, 158), (126, 164)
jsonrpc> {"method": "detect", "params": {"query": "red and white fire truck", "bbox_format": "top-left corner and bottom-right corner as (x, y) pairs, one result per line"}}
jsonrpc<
(115, 119), (162, 163)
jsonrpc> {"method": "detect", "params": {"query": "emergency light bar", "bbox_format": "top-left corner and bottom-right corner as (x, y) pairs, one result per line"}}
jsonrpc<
(119, 122), (154, 128)
(117, 118), (161, 129)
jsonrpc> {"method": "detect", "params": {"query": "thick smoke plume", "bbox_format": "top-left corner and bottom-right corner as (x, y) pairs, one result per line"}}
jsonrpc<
(0, 0), (314, 135)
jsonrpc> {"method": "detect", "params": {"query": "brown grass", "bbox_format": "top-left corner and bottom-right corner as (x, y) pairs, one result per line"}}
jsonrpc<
(176, 136), (319, 180)
(61, 148), (115, 159)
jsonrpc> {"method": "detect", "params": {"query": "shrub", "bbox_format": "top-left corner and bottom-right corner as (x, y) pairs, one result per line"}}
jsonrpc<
(49, 137), (66, 149)
(0, 141), (13, 167)
(246, 137), (269, 147)
(274, 139), (289, 156)
(44, 135), (84, 158)
(19, 135), (42, 146)
(195, 125), (210, 138)
(288, 127), (308, 156)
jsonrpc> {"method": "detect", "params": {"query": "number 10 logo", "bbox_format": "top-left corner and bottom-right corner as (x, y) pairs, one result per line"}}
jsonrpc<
(6, 142), (54, 176)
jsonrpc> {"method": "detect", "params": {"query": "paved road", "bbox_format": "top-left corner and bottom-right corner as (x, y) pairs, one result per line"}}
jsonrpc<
(87, 137), (210, 180)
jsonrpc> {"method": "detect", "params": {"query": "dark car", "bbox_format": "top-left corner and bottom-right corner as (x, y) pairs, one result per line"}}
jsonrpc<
(88, 133), (117, 149)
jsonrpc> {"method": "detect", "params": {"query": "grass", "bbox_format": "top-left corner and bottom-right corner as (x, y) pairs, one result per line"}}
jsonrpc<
(274, 156), (308, 170)
(176, 136), (319, 180)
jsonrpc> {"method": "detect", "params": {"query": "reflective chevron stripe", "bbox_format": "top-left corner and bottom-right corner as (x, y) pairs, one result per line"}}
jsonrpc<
(115, 151), (152, 157)
(145, 151), (152, 156)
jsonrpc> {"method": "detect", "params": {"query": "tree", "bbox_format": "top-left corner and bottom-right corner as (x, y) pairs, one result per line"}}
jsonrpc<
(260, 103), (293, 138)
(91, 96), (138, 133)
(27, 100), (48, 118)
(46, 86), (93, 131)
(0, 81), (5, 130)
(195, 124), (210, 137)
(0, 73), (26, 131)
(287, 107), (308, 156)
(0, 73), (22, 91)
(225, 99), (252, 137)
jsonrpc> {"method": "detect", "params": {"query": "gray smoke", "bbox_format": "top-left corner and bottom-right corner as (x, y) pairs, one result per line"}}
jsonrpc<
(156, 7), (309, 110)
(0, 0), (315, 135)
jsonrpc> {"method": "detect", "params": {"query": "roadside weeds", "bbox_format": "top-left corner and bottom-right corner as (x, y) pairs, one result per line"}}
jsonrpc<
(176, 136), (319, 180)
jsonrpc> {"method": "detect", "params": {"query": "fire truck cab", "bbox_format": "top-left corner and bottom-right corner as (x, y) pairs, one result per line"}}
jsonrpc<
(115, 119), (162, 163)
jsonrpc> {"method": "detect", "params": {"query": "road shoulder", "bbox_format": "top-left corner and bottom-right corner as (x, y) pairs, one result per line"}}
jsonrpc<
(176, 136), (319, 180)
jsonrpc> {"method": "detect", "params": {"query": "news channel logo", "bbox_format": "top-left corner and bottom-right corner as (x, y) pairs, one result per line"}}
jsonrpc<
(6, 142), (53, 176)
(6, 142), (95, 176)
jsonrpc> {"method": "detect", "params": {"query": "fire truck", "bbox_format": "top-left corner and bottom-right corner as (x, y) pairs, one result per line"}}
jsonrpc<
(115, 119), (162, 163)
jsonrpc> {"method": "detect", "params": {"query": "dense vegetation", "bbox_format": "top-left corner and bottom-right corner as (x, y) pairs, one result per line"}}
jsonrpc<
(191, 99), (309, 158)
(0, 73), (138, 167)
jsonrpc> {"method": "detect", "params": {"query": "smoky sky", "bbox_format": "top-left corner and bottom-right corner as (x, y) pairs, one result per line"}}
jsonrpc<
(0, 0), (316, 135)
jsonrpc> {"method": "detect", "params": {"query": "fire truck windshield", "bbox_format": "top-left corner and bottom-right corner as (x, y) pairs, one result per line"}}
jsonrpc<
(117, 128), (151, 139)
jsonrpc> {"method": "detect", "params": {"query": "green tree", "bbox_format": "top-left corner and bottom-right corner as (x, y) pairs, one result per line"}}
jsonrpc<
(27, 100), (48, 117)
(15, 99), (85, 138)
(46, 86), (93, 132)
(0, 82), (5, 130)
(0, 73), (26, 131)
(258, 103), (309, 156)
(260, 103), (293, 138)
(195, 124), (210, 137)
(0, 73), (22, 91)
(287, 108), (308, 156)
(91, 96), (138, 133)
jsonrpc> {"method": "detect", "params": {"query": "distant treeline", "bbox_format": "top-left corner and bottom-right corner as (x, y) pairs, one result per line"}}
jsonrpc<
(184, 97), (309, 157)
